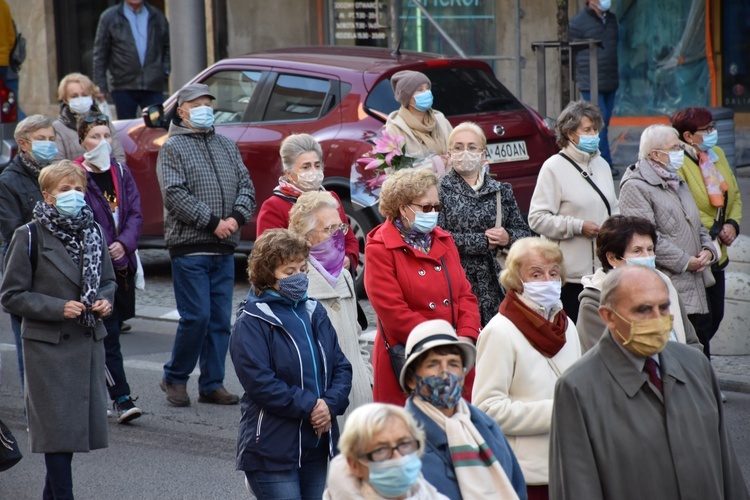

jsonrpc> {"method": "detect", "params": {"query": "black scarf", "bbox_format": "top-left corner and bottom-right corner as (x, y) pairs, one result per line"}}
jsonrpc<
(18, 152), (44, 178)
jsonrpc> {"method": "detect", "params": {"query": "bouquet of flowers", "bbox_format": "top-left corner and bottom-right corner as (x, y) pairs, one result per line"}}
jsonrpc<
(350, 131), (415, 208)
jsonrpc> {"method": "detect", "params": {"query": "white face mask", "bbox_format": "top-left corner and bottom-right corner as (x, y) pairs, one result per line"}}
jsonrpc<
(84, 139), (113, 171)
(667, 150), (684, 170)
(69, 96), (93, 115)
(522, 280), (562, 312)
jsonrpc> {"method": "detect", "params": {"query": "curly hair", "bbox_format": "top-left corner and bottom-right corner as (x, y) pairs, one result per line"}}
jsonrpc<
(38, 160), (88, 194)
(500, 237), (565, 292)
(596, 215), (657, 271)
(378, 168), (438, 219)
(555, 100), (604, 149)
(77, 111), (110, 144)
(247, 229), (310, 294)
(289, 191), (341, 237)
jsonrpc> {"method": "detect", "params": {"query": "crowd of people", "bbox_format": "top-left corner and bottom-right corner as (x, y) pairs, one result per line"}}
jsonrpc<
(0, 2), (747, 496)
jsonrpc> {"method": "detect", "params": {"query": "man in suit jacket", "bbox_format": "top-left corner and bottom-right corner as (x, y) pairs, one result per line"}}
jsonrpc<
(549, 265), (748, 500)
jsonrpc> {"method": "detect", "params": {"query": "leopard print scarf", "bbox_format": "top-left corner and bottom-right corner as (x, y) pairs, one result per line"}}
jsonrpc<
(18, 152), (44, 178)
(33, 202), (104, 327)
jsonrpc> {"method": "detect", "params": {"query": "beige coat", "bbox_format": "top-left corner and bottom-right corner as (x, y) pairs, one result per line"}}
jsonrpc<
(619, 158), (718, 314)
(528, 145), (619, 283)
(307, 264), (372, 428)
(384, 108), (453, 159)
(52, 119), (126, 164)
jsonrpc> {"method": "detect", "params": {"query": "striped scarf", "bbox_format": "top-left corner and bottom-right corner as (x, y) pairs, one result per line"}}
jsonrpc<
(411, 396), (519, 499)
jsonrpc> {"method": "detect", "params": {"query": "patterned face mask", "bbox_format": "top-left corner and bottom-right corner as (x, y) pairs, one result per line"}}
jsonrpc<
(414, 371), (464, 408)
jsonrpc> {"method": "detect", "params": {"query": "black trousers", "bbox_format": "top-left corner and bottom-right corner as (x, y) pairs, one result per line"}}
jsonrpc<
(561, 282), (584, 324)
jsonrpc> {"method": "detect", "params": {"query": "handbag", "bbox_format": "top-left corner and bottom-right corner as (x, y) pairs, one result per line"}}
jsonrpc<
(378, 319), (406, 378)
(0, 418), (22, 472)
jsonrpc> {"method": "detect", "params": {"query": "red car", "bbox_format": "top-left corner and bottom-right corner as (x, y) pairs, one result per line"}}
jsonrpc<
(115, 46), (558, 288)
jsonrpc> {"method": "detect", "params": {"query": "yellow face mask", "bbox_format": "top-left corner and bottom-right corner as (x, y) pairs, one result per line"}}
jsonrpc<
(610, 310), (674, 357)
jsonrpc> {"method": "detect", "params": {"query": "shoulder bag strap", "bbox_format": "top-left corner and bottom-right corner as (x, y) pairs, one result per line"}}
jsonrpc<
(558, 152), (612, 216)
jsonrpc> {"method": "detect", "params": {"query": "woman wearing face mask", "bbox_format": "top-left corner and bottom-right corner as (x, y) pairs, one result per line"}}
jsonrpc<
(438, 122), (531, 326)
(71, 112), (144, 423)
(671, 107), (742, 360)
(384, 70), (453, 165)
(577, 215), (702, 353)
(528, 100), (619, 324)
(324, 402), (448, 500)
(256, 133), (359, 274)
(0, 115), (59, 387)
(289, 191), (373, 428)
(473, 237), (581, 500)
(619, 124), (718, 358)
(230, 228), (352, 499)
(0, 161), (115, 499)
(365, 168), (481, 406)
(401, 320), (527, 500)
(52, 73), (125, 164)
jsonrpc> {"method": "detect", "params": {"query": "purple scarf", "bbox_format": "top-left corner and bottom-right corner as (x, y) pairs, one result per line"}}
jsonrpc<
(309, 229), (346, 287)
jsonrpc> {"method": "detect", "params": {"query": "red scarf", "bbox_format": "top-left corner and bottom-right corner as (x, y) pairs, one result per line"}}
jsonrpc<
(498, 289), (568, 357)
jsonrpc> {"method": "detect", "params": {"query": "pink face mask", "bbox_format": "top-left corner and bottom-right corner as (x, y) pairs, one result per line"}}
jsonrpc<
(309, 229), (346, 285)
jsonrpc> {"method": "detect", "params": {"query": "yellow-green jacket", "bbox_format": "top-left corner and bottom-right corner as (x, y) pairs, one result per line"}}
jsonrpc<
(678, 146), (742, 267)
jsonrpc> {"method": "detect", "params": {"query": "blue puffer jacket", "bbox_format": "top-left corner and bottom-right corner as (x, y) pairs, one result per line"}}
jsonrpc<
(230, 288), (353, 472)
(406, 397), (528, 500)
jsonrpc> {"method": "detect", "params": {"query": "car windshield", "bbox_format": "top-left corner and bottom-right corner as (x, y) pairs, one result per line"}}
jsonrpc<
(365, 67), (521, 118)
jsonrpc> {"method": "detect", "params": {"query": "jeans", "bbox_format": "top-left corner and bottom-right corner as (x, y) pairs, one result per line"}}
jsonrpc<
(111, 90), (163, 119)
(43, 452), (74, 500)
(10, 313), (23, 389)
(103, 309), (131, 400)
(245, 445), (329, 500)
(163, 254), (234, 393)
(581, 90), (617, 166)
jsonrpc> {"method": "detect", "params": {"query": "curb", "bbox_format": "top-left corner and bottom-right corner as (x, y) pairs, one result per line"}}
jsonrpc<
(718, 374), (750, 394)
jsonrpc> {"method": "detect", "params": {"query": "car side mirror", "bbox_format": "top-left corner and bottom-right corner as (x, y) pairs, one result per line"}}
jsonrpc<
(143, 103), (166, 128)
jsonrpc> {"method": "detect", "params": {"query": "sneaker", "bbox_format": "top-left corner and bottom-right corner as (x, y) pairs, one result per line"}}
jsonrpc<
(114, 396), (143, 424)
(198, 386), (240, 405)
(160, 380), (191, 407)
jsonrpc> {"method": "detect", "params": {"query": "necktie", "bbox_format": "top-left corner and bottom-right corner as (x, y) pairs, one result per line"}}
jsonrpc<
(644, 358), (663, 394)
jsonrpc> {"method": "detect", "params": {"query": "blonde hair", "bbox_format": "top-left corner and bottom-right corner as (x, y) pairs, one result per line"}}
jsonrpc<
(289, 191), (341, 237)
(378, 168), (438, 219)
(280, 134), (323, 172)
(58, 73), (96, 102)
(500, 237), (565, 292)
(638, 124), (680, 159)
(338, 403), (425, 459)
(38, 160), (88, 194)
(448, 121), (486, 149)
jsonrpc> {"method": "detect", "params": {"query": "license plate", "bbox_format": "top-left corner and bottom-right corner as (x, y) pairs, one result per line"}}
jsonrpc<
(486, 141), (530, 164)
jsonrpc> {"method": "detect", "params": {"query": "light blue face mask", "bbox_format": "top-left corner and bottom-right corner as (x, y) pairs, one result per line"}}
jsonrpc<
(412, 90), (433, 112)
(30, 141), (59, 164)
(698, 130), (718, 151)
(54, 190), (87, 218)
(187, 105), (215, 130)
(599, 0), (611, 11)
(407, 206), (439, 234)
(368, 453), (422, 498)
(625, 255), (656, 269)
(575, 133), (600, 154)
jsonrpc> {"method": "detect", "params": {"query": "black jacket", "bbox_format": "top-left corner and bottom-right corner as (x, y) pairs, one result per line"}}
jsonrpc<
(0, 154), (43, 252)
(569, 6), (619, 93)
(92, 2), (170, 93)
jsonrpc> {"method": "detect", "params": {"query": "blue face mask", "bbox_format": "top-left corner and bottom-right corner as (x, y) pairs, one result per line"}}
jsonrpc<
(575, 133), (600, 154)
(412, 90), (433, 112)
(30, 141), (59, 164)
(598, 0), (611, 11)
(188, 105), (215, 130)
(414, 371), (464, 409)
(407, 206), (439, 234)
(698, 130), (718, 151)
(625, 255), (656, 269)
(368, 453), (422, 498)
(54, 190), (86, 218)
(276, 272), (309, 302)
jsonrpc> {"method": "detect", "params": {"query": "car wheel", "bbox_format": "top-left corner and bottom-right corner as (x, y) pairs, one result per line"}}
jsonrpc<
(341, 200), (380, 298)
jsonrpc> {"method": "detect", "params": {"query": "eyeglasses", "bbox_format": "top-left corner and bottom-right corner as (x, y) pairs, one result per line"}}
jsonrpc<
(696, 123), (716, 134)
(359, 440), (420, 462)
(409, 202), (442, 213)
(313, 223), (349, 236)
(655, 144), (684, 154)
(82, 114), (109, 124)
(450, 145), (483, 154)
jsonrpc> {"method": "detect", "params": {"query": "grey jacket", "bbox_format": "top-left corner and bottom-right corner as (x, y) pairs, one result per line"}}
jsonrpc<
(569, 6), (619, 93)
(156, 122), (256, 256)
(92, 2), (170, 93)
(1, 220), (116, 453)
(619, 159), (717, 314)
(550, 333), (749, 500)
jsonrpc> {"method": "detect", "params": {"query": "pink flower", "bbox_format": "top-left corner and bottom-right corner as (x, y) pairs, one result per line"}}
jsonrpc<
(357, 157), (384, 170)
(373, 130), (404, 155)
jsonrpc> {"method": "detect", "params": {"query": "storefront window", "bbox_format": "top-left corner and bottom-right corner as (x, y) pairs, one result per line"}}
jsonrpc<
(722, 0), (750, 112)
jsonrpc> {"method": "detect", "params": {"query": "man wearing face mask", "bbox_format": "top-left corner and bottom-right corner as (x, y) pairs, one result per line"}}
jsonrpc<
(156, 83), (256, 407)
(569, 0), (620, 177)
(549, 266), (748, 500)
(401, 319), (527, 500)
(0, 115), (58, 388)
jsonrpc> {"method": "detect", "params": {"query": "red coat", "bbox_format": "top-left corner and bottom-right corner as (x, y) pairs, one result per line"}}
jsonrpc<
(256, 191), (359, 273)
(365, 220), (481, 405)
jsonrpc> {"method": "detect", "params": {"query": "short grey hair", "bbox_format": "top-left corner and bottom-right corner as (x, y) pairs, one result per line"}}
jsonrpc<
(338, 403), (425, 460)
(280, 133), (323, 172)
(638, 124), (679, 159)
(555, 100), (604, 148)
(288, 191), (341, 237)
(14, 115), (55, 142)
